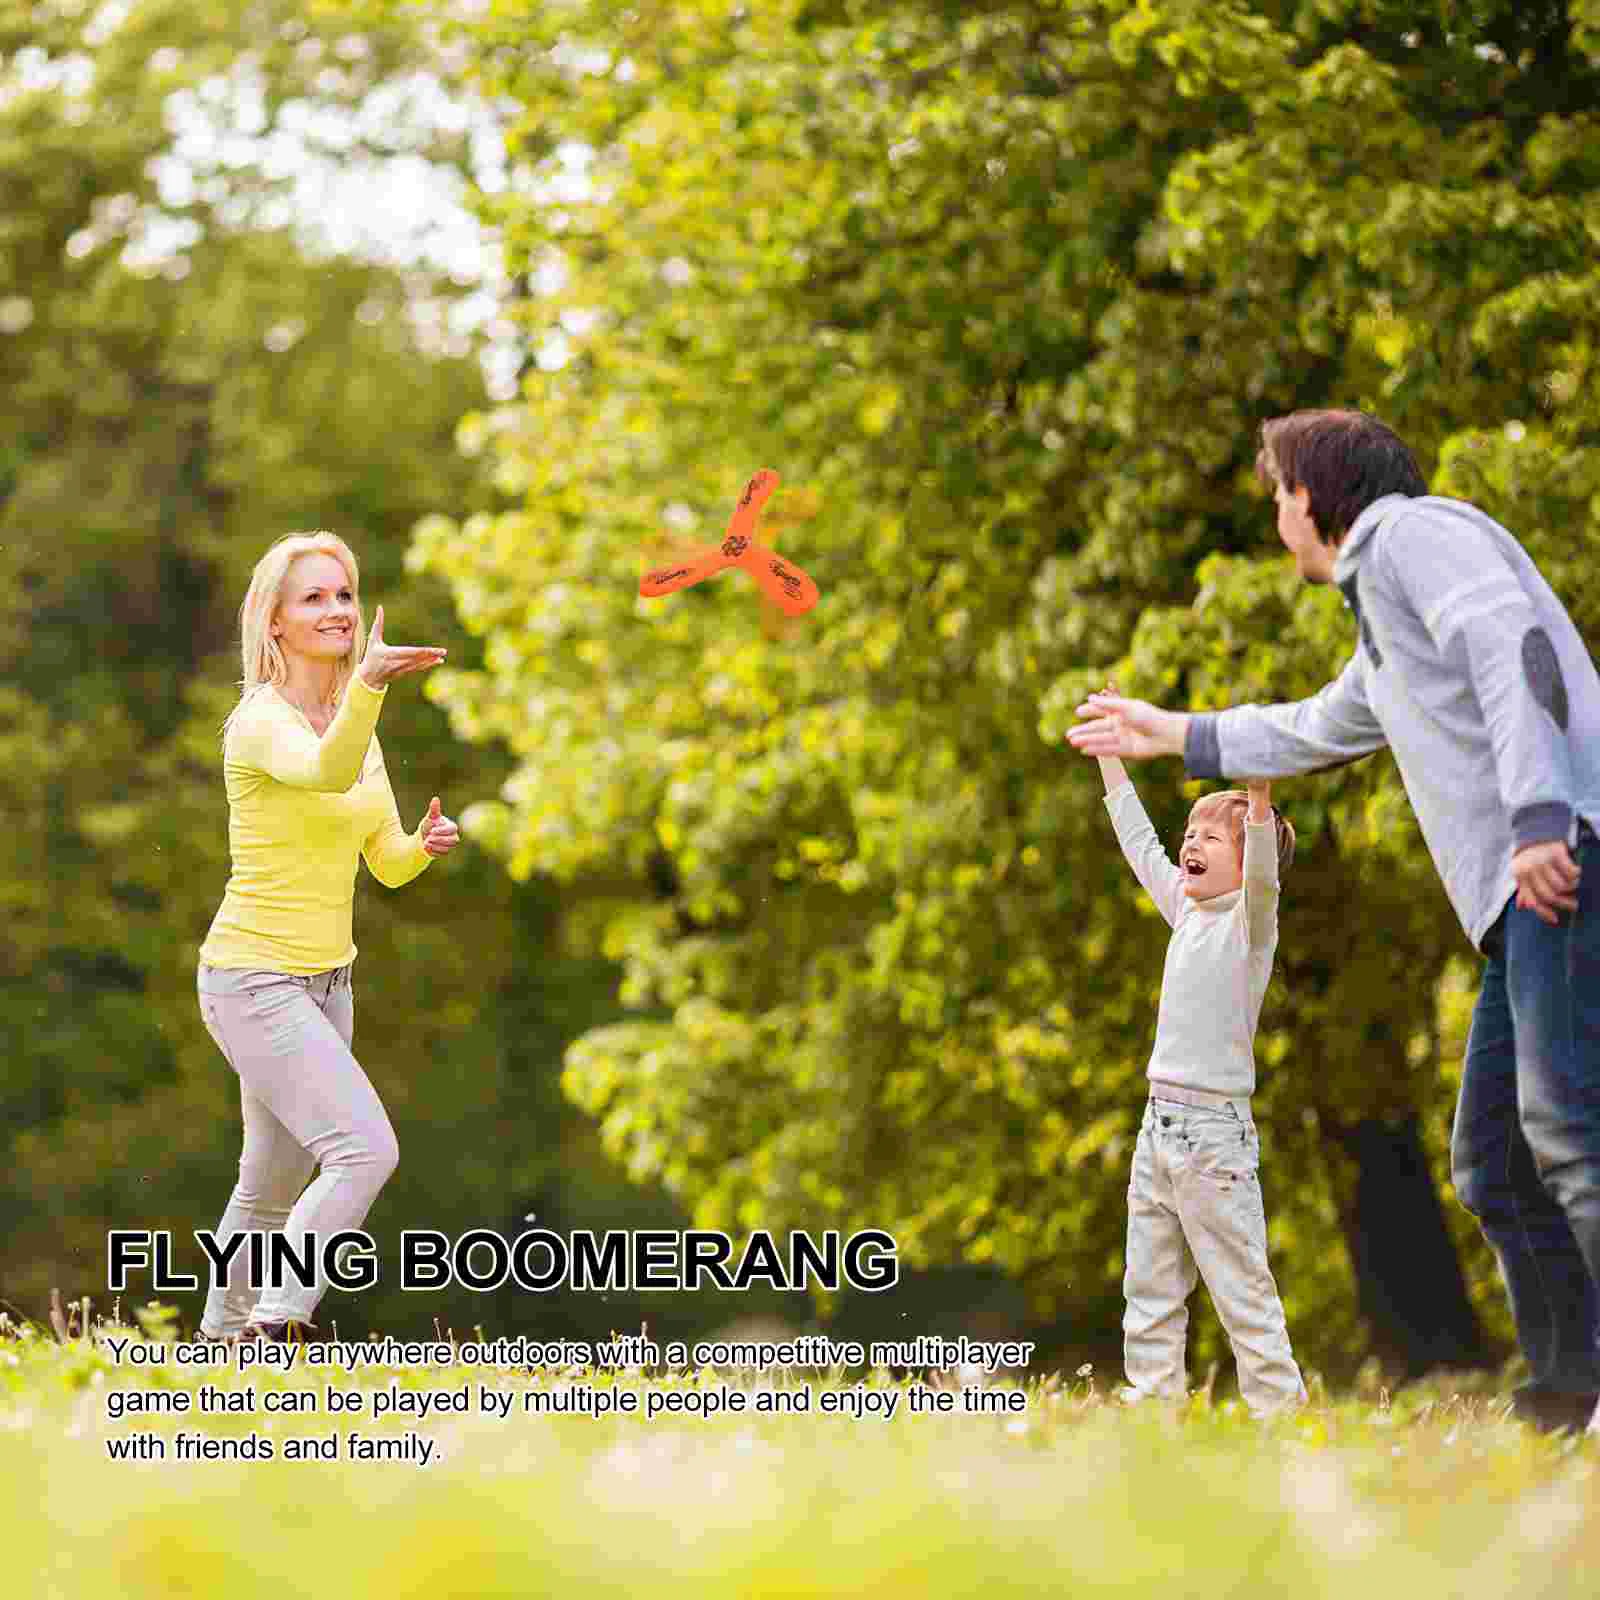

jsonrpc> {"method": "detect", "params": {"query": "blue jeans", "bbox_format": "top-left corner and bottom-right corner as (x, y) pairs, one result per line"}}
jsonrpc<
(1451, 822), (1600, 1399)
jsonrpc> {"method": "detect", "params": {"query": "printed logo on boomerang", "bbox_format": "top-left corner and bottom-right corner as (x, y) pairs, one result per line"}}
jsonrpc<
(769, 559), (803, 599)
(737, 470), (774, 510)
(722, 536), (749, 559)
(648, 567), (692, 584)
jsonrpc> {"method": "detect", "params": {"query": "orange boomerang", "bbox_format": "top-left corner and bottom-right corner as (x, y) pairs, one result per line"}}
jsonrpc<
(639, 470), (820, 617)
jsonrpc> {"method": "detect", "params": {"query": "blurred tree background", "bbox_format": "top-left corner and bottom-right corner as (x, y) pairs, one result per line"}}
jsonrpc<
(405, 0), (1600, 1385)
(0, 0), (727, 1347)
(8, 0), (1600, 1390)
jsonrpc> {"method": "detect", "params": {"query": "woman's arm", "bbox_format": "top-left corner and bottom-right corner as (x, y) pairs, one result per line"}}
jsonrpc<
(361, 739), (432, 888)
(229, 676), (386, 792)
(229, 603), (449, 790)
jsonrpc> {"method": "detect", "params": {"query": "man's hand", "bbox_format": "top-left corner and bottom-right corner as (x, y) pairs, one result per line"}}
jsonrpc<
(1067, 693), (1189, 762)
(1512, 838), (1580, 925)
(1084, 680), (1132, 794)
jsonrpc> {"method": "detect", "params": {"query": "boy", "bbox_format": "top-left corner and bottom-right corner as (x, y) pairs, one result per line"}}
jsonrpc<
(1068, 408), (1600, 1434)
(1089, 715), (1304, 1417)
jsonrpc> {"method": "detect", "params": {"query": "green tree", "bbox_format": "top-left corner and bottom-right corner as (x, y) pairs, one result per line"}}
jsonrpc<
(414, 0), (1600, 1381)
(0, 0), (645, 1338)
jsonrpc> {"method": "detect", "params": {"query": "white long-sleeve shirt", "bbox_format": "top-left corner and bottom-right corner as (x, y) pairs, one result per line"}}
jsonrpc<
(1104, 782), (1280, 1099)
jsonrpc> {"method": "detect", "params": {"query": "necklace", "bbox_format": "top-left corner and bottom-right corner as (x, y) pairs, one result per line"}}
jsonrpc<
(279, 686), (337, 726)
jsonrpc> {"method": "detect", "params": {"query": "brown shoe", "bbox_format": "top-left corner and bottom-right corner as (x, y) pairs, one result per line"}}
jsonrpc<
(1509, 1384), (1600, 1436)
(240, 1318), (319, 1345)
(195, 1328), (237, 1348)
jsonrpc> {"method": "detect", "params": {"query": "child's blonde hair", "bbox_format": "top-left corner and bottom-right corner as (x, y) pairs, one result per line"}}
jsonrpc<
(1183, 789), (1296, 872)
(221, 532), (365, 738)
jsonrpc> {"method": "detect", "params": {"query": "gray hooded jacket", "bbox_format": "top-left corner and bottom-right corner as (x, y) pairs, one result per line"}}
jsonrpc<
(1184, 493), (1600, 950)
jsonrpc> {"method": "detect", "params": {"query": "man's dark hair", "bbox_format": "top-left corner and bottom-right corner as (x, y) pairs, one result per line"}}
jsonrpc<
(1255, 410), (1427, 541)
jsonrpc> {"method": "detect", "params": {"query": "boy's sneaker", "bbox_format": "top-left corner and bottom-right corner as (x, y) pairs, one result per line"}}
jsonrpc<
(194, 1328), (237, 1347)
(240, 1318), (319, 1345)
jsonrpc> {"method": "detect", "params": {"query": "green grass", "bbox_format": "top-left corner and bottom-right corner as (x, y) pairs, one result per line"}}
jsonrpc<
(4, 1311), (1598, 1599)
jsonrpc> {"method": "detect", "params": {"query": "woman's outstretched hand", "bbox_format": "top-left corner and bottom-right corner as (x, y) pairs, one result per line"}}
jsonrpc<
(419, 796), (460, 859)
(358, 605), (446, 689)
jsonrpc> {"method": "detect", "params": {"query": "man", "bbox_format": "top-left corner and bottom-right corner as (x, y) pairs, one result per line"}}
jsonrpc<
(1067, 409), (1600, 1434)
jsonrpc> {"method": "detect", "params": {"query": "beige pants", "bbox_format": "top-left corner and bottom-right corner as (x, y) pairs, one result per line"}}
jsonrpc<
(1123, 1091), (1306, 1417)
(196, 963), (398, 1336)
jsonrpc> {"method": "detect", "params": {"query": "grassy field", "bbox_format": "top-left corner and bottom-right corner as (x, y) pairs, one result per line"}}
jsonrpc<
(4, 1310), (1597, 1599)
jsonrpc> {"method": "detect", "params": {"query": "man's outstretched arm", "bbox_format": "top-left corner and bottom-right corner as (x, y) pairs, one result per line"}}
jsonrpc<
(1067, 651), (1387, 779)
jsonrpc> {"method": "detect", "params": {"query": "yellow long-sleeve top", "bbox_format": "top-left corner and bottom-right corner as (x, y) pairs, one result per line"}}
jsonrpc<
(199, 673), (431, 974)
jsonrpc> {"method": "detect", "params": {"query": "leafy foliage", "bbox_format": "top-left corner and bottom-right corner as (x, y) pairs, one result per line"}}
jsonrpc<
(415, 0), (1600, 1374)
(0, 0), (641, 1334)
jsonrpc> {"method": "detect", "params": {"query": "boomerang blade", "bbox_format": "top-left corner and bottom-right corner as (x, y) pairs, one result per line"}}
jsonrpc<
(726, 469), (779, 542)
(639, 544), (728, 598)
(735, 540), (820, 617)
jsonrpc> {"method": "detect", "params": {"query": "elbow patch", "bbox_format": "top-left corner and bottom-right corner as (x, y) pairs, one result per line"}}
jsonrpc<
(1522, 627), (1569, 731)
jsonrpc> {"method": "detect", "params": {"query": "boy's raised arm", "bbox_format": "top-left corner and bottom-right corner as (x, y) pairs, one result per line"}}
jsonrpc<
(1071, 683), (1187, 926)
(1242, 780), (1280, 949)
(1101, 778), (1188, 928)
(1089, 684), (1132, 798)
(1095, 753), (1130, 796)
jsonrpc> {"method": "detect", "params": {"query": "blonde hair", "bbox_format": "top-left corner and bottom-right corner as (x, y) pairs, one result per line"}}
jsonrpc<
(1183, 789), (1296, 872)
(221, 532), (365, 738)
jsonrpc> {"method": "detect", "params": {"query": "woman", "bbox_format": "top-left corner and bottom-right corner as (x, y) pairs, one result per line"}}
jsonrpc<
(195, 531), (459, 1343)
